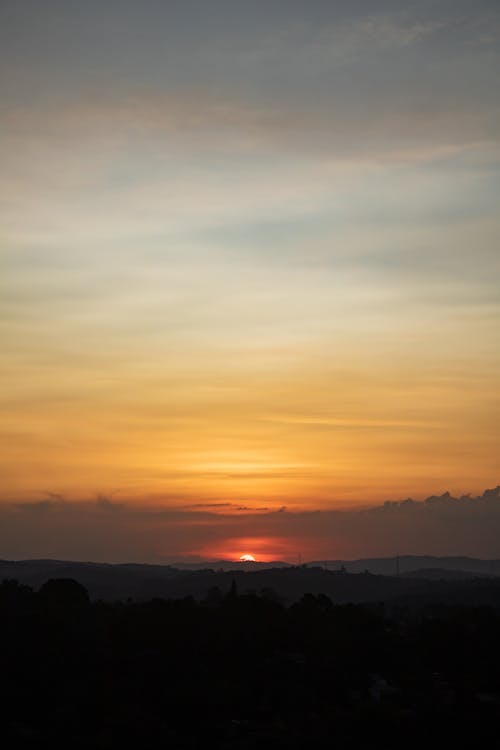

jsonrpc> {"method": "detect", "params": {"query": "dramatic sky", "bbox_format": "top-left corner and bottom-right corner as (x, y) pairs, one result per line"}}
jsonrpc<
(1, 1), (499, 560)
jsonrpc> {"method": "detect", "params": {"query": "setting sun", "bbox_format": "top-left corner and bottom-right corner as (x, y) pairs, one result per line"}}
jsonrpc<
(239, 554), (256, 562)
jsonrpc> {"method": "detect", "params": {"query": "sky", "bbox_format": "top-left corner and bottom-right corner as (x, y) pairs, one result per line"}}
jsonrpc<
(1, 1), (499, 561)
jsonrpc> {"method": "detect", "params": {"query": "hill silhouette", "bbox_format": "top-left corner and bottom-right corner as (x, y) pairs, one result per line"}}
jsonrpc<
(2, 556), (500, 607)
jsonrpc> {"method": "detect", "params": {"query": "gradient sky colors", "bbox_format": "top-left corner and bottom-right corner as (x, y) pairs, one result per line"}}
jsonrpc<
(1, 1), (499, 560)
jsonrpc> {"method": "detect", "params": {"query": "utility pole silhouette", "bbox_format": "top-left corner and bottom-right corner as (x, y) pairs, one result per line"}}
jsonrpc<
(396, 554), (400, 577)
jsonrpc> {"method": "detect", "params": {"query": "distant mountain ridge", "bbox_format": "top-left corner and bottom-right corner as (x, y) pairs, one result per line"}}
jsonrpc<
(168, 559), (292, 571)
(2, 555), (500, 606)
(309, 555), (500, 577)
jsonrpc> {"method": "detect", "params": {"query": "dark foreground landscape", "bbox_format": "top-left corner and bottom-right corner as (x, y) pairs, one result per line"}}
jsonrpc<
(3, 560), (500, 748)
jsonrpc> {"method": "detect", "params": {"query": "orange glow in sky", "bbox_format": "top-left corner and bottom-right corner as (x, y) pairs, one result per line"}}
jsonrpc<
(199, 537), (296, 563)
(0, 1), (499, 563)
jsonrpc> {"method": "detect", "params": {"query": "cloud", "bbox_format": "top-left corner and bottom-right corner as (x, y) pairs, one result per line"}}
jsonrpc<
(292, 14), (445, 68)
(1, 487), (499, 563)
(96, 494), (124, 512)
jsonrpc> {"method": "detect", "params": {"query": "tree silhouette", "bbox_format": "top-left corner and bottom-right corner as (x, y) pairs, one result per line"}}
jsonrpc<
(39, 578), (90, 608)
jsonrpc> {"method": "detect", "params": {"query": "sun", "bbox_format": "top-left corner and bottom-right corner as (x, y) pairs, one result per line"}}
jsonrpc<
(239, 554), (256, 562)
